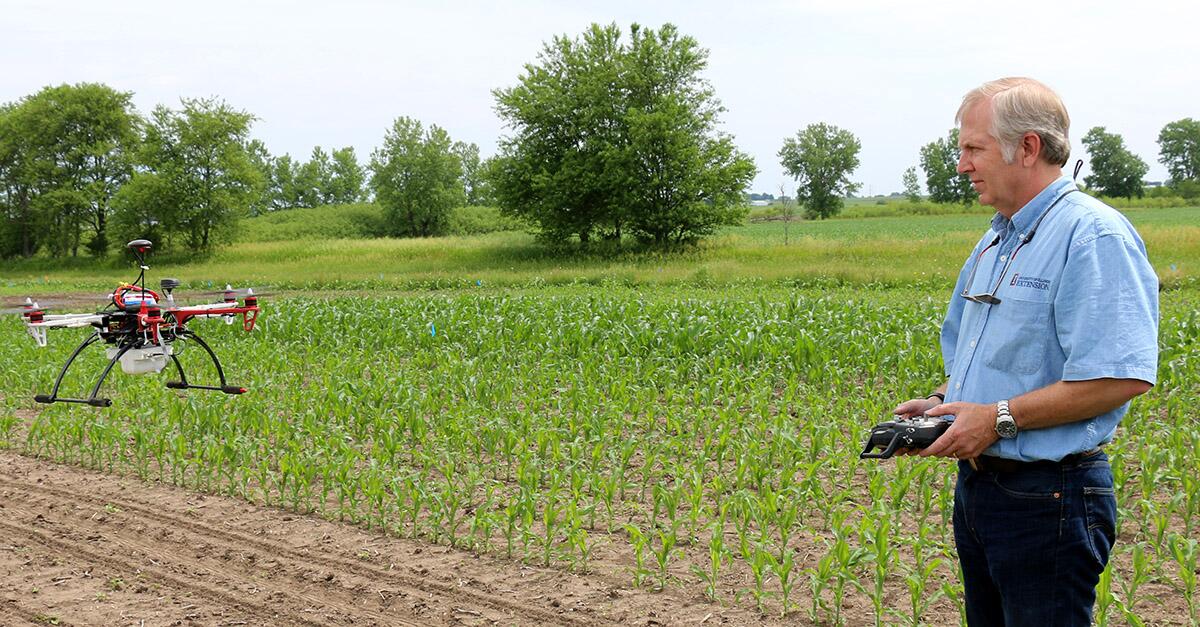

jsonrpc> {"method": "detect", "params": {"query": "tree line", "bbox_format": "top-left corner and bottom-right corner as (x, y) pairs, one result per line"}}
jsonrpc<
(0, 86), (489, 258)
(4, 23), (1199, 259)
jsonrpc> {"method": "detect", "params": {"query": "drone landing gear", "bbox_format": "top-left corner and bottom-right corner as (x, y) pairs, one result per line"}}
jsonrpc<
(165, 330), (247, 395)
(33, 332), (118, 407)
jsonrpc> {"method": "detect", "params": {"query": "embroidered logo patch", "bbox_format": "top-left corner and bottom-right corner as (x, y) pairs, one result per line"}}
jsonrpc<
(1009, 273), (1051, 291)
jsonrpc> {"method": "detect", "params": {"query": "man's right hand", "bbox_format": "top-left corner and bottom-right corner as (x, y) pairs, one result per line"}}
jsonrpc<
(893, 397), (941, 420)
(887, 397), (945, 457)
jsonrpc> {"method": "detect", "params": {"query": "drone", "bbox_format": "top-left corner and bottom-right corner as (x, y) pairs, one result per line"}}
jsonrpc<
(13, 239), (261, 407)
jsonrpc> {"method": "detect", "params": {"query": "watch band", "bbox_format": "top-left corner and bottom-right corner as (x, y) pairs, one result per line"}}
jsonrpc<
(996, 399), (1018, 438)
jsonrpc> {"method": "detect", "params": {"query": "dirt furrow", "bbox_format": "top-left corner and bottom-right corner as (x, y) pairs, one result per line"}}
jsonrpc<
(0, 597), (72, 626)
(4, 473), (609, 624)
(0, 494), (420, 627)
(0, 516), (305, 626)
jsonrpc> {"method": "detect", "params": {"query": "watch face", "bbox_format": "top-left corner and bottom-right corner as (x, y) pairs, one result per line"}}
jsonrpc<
(997, 418), (1018, 438)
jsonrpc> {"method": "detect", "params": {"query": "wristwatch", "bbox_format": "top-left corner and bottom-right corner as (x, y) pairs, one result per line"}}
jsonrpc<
(995, 400), (1018, 439)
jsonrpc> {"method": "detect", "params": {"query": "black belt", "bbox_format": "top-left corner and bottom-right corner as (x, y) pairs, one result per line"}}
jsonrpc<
(967, 448), (1103, 473)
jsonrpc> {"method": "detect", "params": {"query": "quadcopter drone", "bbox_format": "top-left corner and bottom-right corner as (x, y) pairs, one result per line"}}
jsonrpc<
(14, 239), (261, 407)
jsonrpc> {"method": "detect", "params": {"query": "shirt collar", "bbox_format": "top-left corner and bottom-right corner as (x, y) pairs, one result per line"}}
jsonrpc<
(989, 175), (1077, 236)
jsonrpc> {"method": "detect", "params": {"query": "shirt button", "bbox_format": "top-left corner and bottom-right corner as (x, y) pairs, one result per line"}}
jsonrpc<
(970, 340), (976, 347)
(956, 382), (962, 389)
(1000, 255), (1007, 262)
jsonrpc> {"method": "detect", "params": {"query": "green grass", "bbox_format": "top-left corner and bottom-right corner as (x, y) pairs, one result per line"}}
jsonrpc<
(2, 205), (1196, 296)
(236, 203), (527, 242)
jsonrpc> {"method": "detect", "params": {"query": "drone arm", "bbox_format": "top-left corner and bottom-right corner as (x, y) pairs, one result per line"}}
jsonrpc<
(26, 314), (106, 348)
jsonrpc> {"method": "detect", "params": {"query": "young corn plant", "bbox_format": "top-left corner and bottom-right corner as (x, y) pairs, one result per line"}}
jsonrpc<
(625, 523), (652, 588)
(689, 523), (729, 602)
(651, 528), (679, 590)
(1170, 534), (1198, 624)
(768, 546), (798, 617)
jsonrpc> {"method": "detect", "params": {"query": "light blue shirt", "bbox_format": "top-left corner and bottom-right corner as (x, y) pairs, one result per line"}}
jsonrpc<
(940, 176), (1159, 462)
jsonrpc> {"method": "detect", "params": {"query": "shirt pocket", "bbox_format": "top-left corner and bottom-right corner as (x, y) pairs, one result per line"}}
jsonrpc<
(983, 297), (1052, 376)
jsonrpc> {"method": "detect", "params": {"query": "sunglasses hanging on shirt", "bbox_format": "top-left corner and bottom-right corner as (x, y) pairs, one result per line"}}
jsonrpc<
(959, 189), (1079, 305)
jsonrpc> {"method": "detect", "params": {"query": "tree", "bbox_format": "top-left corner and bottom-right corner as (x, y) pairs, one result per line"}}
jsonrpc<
(0, 102), (42, 258)
(245, 139), (274, 216)
(902, 166), (921, 202)
(110, 171), (175, 249)
(778, 183), (795, 245)
(329, 147), (365, 204)
(778, 123), (861, 219)
(119, 98), (260, 251)
(1081, 127), (1148, 199)
(1158, 118), (1200, 188)
(452, 141), (490, 205)
(369, 116), (464, 237)
(920, 129), (977, 204)
(268, 154), (302, 210)
(296, 146), (333, 207)
(0, 83), (140, 257)
(491, 22), (755, 245)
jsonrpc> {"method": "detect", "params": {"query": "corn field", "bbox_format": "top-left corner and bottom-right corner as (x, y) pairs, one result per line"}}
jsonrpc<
(2, 285), (1196, 624)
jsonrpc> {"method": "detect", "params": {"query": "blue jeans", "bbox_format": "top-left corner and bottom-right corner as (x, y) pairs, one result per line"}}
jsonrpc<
(953, 451), (1117, 626)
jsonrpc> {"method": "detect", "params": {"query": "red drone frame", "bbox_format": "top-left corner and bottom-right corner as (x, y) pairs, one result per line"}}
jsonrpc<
(19, 239), (261, 407)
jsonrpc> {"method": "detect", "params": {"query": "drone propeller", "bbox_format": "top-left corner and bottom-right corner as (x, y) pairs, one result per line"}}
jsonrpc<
(2, 294), (111, 315)
(0, 298), (42, 316)
(193, 286), (271, 299)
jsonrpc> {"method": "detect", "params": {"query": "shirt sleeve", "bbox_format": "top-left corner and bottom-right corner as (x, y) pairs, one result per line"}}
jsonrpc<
(1054, 231), (1159, 384)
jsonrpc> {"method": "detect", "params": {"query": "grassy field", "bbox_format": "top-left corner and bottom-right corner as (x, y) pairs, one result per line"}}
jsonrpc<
(1, 204), (1196, 295)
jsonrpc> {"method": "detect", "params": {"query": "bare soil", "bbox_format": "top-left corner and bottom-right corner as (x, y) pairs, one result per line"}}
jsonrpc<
(0, 449), (774, 627)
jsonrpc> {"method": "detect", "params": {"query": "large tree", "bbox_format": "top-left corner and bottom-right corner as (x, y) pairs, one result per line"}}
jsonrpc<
(369, 117), (464, 237)
(920, 129), (977, 204)
(1082, 126), (1148, 199)
(0, 83), (140, 258)
(778, 123), (861, 219)
(0, 103), (41, 258)
(1158, 118), (1200, 187)
(115, 98), (260, 251)
(491, 22), (755, 245)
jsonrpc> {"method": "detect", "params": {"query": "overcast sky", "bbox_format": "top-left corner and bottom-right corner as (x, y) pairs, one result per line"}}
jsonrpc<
(4, 0), (1196, 196)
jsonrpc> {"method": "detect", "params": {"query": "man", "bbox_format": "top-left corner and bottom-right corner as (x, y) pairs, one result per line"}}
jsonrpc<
(893, 77), (1159, 625)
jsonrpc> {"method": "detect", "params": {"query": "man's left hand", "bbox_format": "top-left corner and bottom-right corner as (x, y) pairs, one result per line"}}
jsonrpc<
(919, 401), (1001, 459)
